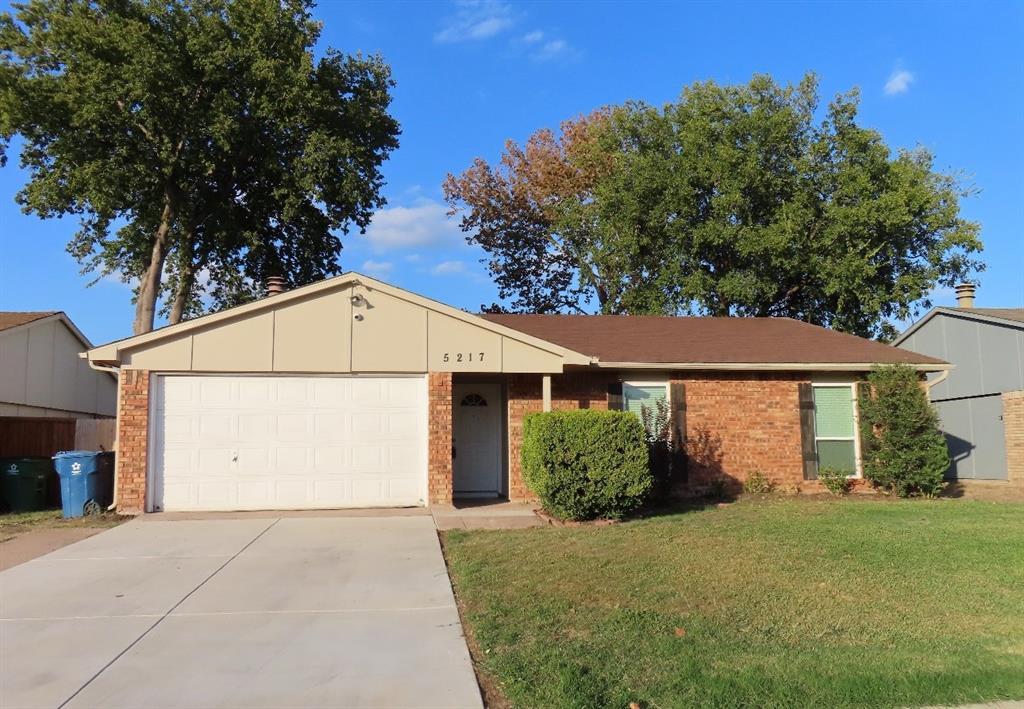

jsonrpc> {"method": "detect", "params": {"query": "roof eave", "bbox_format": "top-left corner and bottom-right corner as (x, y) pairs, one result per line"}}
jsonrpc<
(585, 361), (952, 372)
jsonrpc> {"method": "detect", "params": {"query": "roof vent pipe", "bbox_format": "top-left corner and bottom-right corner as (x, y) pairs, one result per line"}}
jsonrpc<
(954, 283), (976, 308)
(266, 275), (287, 296)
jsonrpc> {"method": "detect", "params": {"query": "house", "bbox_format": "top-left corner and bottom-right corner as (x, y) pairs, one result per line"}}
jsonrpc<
(85, 273), (948, 514)
(893, 284), (1024, 488)
(0, 311), (116, 418)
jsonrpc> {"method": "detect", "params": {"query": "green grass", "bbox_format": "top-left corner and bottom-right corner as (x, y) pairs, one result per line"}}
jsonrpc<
(443, 498), (1024, 708)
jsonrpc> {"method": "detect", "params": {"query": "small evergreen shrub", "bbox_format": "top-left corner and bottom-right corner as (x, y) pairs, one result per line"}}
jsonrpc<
(522, 409), (651, 520)
(858, 364), (950, 498)
(818, 467), (852, 496)
(743, 470), (776, 494)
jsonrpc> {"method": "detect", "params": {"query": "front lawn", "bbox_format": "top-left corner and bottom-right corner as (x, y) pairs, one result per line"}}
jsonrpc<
(443, 498), (1024, 708)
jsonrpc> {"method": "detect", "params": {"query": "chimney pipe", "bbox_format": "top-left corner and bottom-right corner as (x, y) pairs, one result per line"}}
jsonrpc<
(266, 275), (286, 296)
(954, 283), (976, 308)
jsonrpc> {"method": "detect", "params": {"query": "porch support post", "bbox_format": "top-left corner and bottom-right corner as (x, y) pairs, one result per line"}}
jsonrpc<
(542, 375), (552, 412)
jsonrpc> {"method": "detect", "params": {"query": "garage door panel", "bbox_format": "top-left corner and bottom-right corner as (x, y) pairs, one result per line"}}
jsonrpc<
(152, 375), (426, 511)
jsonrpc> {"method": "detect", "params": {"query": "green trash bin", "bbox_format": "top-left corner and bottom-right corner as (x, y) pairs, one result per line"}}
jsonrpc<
(0, 458), (52, 512)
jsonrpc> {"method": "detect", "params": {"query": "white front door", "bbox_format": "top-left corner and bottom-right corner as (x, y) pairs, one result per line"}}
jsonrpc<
(150, 375), (427, 511)
(453, 381), (503, 497)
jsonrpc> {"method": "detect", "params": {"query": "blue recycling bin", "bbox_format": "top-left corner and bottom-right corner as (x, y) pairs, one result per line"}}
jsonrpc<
(53, 451), (115, 518)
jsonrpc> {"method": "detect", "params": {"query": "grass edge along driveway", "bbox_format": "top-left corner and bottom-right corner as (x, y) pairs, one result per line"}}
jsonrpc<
(443, 498), (1024, 709)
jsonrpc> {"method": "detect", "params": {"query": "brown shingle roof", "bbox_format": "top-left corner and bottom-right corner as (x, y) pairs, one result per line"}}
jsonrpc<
(0, 311), (58, 332)
(954, 308), (1024, 325)
(481, 314), (946, 366)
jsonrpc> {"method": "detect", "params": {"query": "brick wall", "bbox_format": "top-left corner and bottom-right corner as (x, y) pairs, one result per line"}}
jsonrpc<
(675, 373), (807, 493)
(505, 371), (813, 500)
(506, 372), (616, 500)
(1003, 390), (1024, 488)
(428, 372), (454, 505)
(116, 369), (150, 514)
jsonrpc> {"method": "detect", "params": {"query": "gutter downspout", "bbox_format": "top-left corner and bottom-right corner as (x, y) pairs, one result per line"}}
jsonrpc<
(924, 369), (950, 397)
(86, 357), (122, 511)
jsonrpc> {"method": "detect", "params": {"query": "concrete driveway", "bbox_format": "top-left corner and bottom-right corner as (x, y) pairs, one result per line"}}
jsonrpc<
(0, 515), (483, 709)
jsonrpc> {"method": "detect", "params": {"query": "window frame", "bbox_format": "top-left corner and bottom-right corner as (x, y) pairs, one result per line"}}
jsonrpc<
(811, 381), (863, 478)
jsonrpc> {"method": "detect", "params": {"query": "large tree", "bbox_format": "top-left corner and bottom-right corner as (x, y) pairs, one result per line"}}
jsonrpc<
(444, 73), (983, 339)
(1, 0), (399, 334)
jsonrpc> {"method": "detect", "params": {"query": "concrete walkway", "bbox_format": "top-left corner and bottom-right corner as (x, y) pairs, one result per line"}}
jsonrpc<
(0, 516), (483, 709)
(432, 500), (543, 531)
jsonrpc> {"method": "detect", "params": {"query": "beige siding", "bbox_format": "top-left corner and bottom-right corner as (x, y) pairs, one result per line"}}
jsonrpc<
(350, 287), (428, 372)
(0, 328), (29, 404)
(0, 316), (116, 416)
(273, 291), (352, 372)
(192, 312), (274, 371)
(26, 319), (57, 407)
(427, 311), (501, 372)
(93, 278), (581, 375)
(123, 334), (192, 370)
(502, 338), (564, 373)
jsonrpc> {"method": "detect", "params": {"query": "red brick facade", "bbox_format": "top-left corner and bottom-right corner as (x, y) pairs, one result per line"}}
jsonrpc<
(1003, 390), (1024, 488)
(503, 371), (813, 501)
(427, 372), (454, 504)
(115, 369), (150, 514)
(674, 373), (806, 494)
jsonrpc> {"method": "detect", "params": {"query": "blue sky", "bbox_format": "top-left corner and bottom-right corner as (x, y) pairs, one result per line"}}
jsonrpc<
(1, 0), (1022, 345)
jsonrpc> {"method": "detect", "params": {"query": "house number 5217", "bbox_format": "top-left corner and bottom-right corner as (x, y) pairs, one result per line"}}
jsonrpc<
(443, 352), (484, 363)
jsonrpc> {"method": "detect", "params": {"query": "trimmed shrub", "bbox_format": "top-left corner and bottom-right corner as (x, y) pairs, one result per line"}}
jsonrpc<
(522, 409), (651, 520)
(818, 467), (852, 496)
(858, 364), (950, 498)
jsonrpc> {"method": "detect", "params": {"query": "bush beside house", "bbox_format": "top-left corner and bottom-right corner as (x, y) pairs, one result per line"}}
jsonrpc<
(859, 364), (950, 497)
(522, 410), (651, 520)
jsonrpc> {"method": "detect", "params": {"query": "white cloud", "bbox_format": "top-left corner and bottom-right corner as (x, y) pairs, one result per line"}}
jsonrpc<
(429, 260), (488, 283)
(431, 260), (468, 276)
(435, 0), (513, 43)
(884, 69), (914, 96)
(360, 259), (393, 276)
(535, 39), (568, 60)
(522, 29), (544, 43)
(363, 200), (464, 252)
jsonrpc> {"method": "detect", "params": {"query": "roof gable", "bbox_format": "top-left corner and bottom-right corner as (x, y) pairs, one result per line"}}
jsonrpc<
(88, 273), (591, 372)
(894, 307), (1024, 345)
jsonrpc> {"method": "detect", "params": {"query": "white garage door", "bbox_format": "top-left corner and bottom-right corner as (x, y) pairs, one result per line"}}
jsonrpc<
(150, 375), (427, 511)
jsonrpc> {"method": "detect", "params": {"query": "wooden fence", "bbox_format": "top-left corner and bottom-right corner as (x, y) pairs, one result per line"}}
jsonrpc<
(0, 417), (115, 458)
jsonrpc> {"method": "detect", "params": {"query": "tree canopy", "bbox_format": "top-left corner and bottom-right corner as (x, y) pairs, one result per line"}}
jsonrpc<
(1, 0), (399, 333)
(443, 73), (983, 339)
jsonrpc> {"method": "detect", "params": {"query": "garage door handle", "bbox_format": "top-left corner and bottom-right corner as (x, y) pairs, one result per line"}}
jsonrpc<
(232, 450), (238, 463)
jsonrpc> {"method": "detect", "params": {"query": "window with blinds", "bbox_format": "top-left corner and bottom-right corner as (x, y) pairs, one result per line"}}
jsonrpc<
(813, 385), (857, 473)
(623, 383), (668, 419)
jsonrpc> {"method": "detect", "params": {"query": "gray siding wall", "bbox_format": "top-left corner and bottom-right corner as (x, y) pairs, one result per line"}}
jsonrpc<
(900, 313), (1024, 399)
(898, 311), (1023, 481)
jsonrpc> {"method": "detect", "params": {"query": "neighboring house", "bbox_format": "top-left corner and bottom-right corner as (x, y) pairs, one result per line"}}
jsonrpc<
(0, 311), (117, 418)
(85, 273), (947, 514)
(893, 284), (1024, 488)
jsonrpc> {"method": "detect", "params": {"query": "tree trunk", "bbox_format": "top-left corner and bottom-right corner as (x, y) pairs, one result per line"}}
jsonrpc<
(132, 192), (177, 335)
(169, 231), (195, 325)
